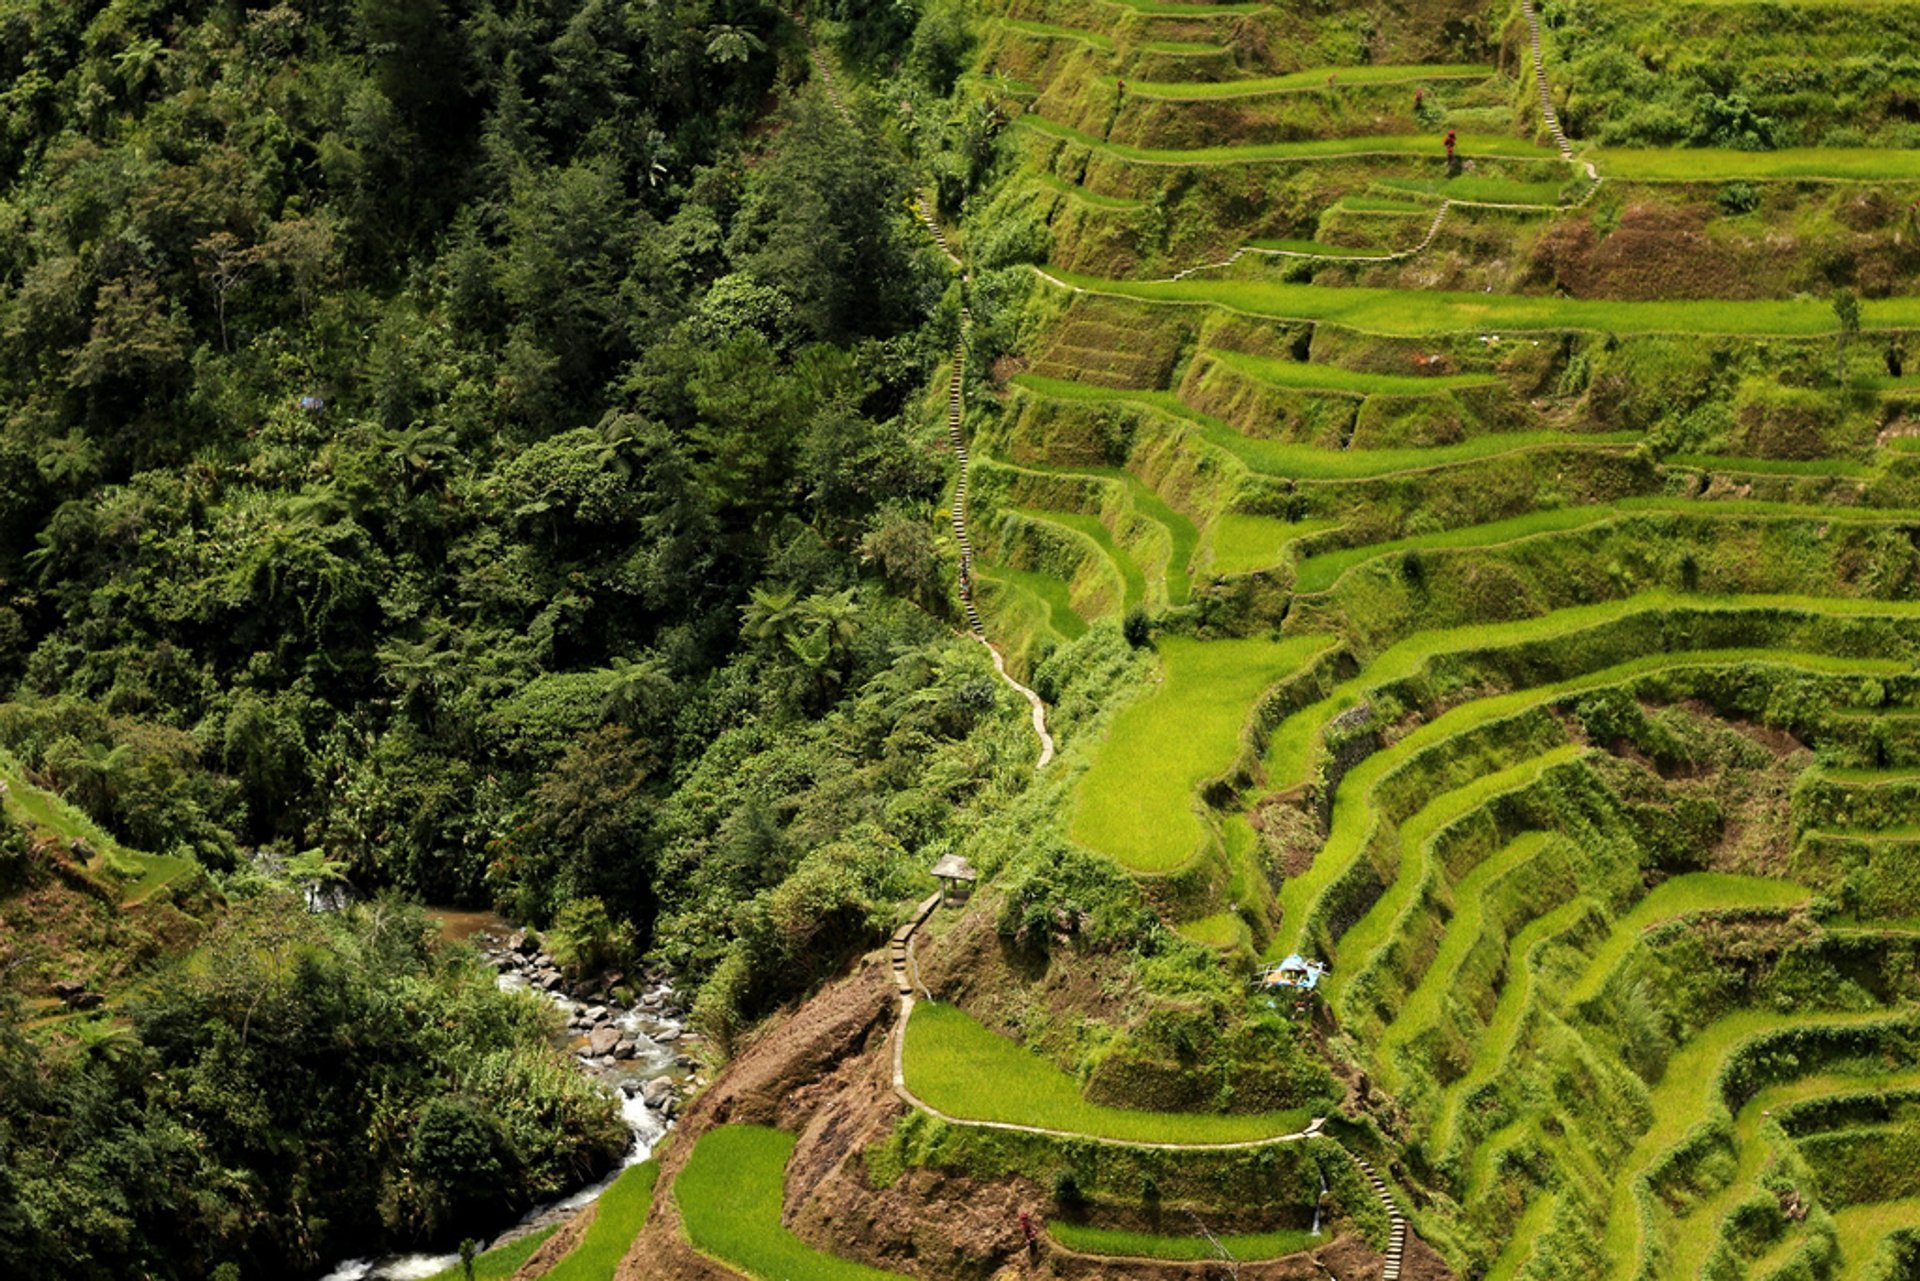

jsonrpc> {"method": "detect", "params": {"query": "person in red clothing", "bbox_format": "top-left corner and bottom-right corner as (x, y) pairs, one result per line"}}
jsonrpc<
(1444, 130), (1457, 159)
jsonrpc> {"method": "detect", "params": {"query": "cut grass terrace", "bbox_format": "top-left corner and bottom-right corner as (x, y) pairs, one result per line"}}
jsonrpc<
(903, 1001), (1315, 1143)
(1071, 634), (1335, 874)
(677, 1126), (903, 1280)
(1009, 375), (1639, 481)
(1599, 1010), (1920, 1281)
(1048, 1222), (1322, 1260)
(544, 1160), (659, 1281)
(1038, 269), (1920, 337)
(1268, 645), (1903, 962)
(1323, 748), (1587, 1017)
(1016, 117), (1559, 166)
(1116, 63), (1492, 100)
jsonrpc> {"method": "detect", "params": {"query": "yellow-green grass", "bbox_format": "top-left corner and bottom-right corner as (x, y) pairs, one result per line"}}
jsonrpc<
(422, 1226), (561, 1281)
(1019, 508), (1146, 611)
(1071, 634), (1335, 873)
(1038, 268), (1920, 337)
(1099, 0), (1270, 14)
(1245, 236), (1396, 258)
(1324, 749), (1586, 1016)
(1670, 452), (1876, 478)
(1830, 1198), (1920, 1280)
(1009, 375), (1637, 480)
(998, 17), (1114, 50)
(1483, 1194), (1558, 1281)
(1209, 515), (1337, 577)
(1207, 347), (1501, 396)
(1048, 1221), (1320, 1260)
(1121, 474), (1197, 604)
(0, 752), (196, 906)
(1032, 172), (1144, 210)
(1372, 175), (1573, 206)
(1016, 116), (1558, 165)
(1116, 63), (1491, 100)
(544, 1160), (659, 1281)
(1600, 147), (1920, 183)
(1663, 1071), (1920, 1281)
(1564, 873), (1811, 1007)
(1176, 909), (1252, 951)
(977, 564), (1089, 641)
(1338, 196), (1431, 213)
(903, 1001), (1314, 1143)
(677, 1126), (903, 1280)
(1599, 1010), (1920, 1281)
(1373, 831), (1557, 1091)
(1005, 456), (1196, 603)
(1262, 592), (1920, 789)
(1291, 497), (1920, 595)
(1268, 644), (1902, 963)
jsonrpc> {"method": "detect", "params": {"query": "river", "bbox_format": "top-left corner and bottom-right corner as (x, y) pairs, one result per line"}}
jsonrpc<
(318, 913), (687, 1281)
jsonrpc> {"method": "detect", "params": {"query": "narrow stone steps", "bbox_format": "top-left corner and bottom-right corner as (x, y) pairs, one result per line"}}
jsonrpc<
(1520, 0), (1573, 160)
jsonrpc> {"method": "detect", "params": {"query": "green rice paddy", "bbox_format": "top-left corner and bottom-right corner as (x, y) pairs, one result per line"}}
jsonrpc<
(1071, 634), (1333, 873)
(544, 1160), (659, 1281)
(1041, 268), (1920, 337)
(1118, 63), (1491, 100)
(678, 1127), (903, 1280)
(1048, 1221), (1322, 1259)
(903, 1001), (1314, 1143)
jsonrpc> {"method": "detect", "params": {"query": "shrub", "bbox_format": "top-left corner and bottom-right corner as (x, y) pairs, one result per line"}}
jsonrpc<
(1717, 183), (1760, 216)
(545, 896), (629, 980)
(1123, 607), (1152, 648)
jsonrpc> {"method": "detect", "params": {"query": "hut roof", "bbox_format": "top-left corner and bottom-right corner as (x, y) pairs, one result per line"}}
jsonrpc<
(930, 854), (978, 882)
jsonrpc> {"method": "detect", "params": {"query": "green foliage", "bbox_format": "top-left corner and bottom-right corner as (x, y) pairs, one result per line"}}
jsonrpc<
(545, 896), (631, 981)
(0, 892), (626, 1276)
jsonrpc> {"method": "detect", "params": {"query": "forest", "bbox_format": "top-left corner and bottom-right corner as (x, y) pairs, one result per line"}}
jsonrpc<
(0, 0), (1014, 1274)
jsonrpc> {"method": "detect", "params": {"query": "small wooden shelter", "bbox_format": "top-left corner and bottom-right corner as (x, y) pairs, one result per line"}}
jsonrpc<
(930, 854), (977, 904)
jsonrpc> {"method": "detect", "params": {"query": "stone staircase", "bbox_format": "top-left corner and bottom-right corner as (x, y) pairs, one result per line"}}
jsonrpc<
(1351, 1153), (1409, 1280)
(1520, 0), (1573, 159)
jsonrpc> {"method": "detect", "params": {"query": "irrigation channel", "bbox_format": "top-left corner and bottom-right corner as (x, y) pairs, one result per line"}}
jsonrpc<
(319, 913), (691, 1281)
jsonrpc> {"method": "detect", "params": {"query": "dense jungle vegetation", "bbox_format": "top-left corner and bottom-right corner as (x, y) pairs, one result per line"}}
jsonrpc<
(0, 0), (1034, 1274)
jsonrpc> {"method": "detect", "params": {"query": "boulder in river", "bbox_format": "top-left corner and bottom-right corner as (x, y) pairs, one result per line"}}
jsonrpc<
(587, 1026), (621, 1057)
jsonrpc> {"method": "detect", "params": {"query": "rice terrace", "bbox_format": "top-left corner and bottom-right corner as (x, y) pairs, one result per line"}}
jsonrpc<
(10, 0), (1920, 1278)
(621, 0), (1920, 1276)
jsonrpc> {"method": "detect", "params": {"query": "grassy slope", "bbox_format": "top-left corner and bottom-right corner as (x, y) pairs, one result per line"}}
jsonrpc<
(1048, 1221), (1321, 1259)
(903, 1001), (1313, 1143)
(1041, 269), (1920, 337)
(544, 1161), (659, 1281)
(1120, 63), (1492, 100)
(0, 751), (196, 905)
(1071, 634), (1333, 873)
(1010, 375), (1636, 480)
(1372, 831), (1556, 1090)
(422, 1227), (562, 1281)
(1599, 1010), (1920, 1281)
(1324, 747), (1587, 1013)
(677, 1127), (902, 1280)
(1270, 646), (1890, 961)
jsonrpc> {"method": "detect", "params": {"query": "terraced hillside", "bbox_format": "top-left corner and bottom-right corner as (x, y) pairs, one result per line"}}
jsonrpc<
(603, 2), (1920, 1279)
